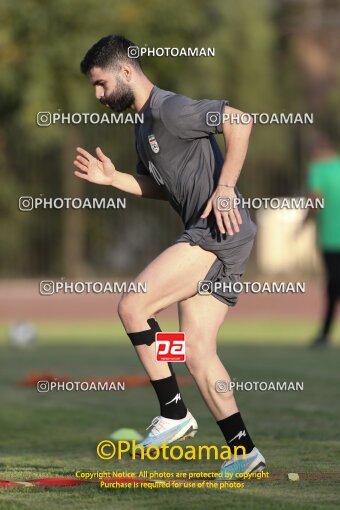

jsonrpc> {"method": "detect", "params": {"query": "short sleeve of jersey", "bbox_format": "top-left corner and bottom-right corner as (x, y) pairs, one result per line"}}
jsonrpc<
(160, 94), (229, 139)
(136, 158), (149, 176)
(307, 161), (323, 192)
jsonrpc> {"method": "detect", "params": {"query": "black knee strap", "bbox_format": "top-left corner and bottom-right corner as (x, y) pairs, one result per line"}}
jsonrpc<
(127, 318), (161, 346)
(127, 319), (174, 375)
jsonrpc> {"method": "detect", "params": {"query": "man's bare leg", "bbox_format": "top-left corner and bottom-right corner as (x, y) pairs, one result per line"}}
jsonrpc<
(118, 242), (217, 380)
(178, 292), (238, 420)
(178, 291), (261, 464)
(117, 241), (218, 439)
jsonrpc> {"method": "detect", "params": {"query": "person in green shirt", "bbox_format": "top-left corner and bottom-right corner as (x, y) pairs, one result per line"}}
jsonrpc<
(306, 135), (340, 347)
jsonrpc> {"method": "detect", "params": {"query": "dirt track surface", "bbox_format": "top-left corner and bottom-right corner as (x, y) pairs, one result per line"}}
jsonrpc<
(0, 279), (324, 321)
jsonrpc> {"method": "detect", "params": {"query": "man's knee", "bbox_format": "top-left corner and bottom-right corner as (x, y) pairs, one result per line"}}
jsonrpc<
(118, 293), (144, 324)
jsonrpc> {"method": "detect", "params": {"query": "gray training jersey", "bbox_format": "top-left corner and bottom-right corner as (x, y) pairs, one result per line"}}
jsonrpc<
(134, 85), (256, 247)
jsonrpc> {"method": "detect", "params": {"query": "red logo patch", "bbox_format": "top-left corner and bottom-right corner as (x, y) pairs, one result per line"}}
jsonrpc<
(155, 332), (186, 362)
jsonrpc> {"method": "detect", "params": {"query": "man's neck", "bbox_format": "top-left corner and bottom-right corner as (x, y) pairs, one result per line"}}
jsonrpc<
(132, 77), (155, 113)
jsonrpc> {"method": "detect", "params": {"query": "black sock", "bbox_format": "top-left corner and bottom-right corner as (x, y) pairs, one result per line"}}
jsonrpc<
(150, 374), (187, 419)
(217, 412), (255, 454)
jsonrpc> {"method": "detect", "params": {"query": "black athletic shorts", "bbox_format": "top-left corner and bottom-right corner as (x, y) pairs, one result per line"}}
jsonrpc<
(174, 212), (257, 307)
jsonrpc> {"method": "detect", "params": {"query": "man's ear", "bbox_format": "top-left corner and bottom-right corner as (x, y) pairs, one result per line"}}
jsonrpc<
(121, 63), (134, 82)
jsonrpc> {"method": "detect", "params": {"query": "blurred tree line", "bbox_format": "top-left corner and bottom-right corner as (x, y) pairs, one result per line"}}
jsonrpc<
(0, 0), (339, 277)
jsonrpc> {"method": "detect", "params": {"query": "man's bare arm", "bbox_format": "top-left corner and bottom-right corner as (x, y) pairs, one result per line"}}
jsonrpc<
(201, 106), (253, 235)
(73, 146), (167, 200)
(111, 171), (167, 200)
(219, 105), (253, 187)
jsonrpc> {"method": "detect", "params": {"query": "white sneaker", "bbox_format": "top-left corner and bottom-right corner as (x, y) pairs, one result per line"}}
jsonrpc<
(136, 411), (198, 452)
(216, 447), (266, 481)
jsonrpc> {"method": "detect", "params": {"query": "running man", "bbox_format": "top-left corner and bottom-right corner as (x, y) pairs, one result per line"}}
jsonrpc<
(74, 35), (265, 479)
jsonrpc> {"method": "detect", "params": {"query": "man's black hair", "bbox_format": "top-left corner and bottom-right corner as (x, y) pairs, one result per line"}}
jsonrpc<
(80, 35), (142, 74)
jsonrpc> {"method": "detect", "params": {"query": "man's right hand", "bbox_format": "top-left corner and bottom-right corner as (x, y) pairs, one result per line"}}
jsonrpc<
(73, 147), (116, 185)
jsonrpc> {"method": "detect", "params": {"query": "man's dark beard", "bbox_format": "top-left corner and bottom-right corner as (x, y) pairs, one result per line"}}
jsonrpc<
(99, 79), (135, 112)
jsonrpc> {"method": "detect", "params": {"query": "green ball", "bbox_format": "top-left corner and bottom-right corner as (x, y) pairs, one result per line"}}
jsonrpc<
(109, 428), (143, 441)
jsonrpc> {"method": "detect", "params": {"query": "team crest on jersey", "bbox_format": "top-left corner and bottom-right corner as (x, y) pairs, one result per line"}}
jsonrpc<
(148, 134), (160, 153)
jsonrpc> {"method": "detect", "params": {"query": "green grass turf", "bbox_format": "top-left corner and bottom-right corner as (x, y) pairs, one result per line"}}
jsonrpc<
(1, 319), (340, 345)
(0, 329), (340, 509)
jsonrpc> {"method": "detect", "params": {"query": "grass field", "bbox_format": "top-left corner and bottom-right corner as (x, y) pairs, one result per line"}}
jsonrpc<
(1, 319), (340, 345)
(1, 321), (340, 510)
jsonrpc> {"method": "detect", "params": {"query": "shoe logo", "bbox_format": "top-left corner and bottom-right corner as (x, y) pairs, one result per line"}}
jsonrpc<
(165, 393), (181, 405)
(228, 429), (246, 443)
